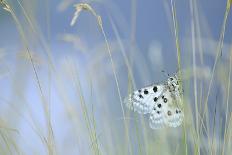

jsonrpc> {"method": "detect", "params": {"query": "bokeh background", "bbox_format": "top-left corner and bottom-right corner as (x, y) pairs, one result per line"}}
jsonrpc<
(0, 0), (232, 154)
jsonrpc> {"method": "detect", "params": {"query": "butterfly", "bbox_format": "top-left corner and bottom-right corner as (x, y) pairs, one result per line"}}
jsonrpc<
(124, 74), (184, 129)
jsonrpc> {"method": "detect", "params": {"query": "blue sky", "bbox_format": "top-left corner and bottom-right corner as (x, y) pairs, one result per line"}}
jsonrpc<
(0, 0), (231, 154)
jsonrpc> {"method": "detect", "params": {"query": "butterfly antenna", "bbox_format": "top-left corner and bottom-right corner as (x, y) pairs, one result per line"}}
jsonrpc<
(161, 70), (170, 77)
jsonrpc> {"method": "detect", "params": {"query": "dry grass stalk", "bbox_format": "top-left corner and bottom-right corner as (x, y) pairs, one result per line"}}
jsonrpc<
(70, 3), (102, 28)
(70, 3), (132, 154)
(0, 0), (10, 12)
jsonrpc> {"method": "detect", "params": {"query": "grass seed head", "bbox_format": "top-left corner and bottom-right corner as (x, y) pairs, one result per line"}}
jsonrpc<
(70, 3), (102, 29)
(0, 0), (11, 12)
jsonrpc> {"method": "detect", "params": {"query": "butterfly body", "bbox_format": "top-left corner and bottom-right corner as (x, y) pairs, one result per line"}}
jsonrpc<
(125, 75), (184, 129)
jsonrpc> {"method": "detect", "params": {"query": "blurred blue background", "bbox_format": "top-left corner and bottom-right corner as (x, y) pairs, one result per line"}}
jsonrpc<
(0, 0), (231, 154)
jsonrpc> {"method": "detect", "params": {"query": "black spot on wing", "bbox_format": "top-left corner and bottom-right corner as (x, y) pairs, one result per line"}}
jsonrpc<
(144, 89), (149, 94)
(176, 109), (181, 113)
(163, 98), (168, 103)
(153, 97), (158, 102)
(139, 94), (143, 99)
(153, 86), (158, 93)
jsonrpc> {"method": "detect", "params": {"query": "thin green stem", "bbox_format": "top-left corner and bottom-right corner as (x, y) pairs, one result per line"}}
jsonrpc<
(170, 0), (187, 154)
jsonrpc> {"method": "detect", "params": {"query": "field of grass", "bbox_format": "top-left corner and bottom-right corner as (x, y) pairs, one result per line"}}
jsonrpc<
(0, 0), (232, 154)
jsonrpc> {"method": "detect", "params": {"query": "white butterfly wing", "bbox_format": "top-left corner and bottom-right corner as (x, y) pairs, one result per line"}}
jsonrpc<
(149, 107), (166, 129)
(149, 90), (184, 129)
(164, 107), (184, 127)
(125, 84), (165, 114)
